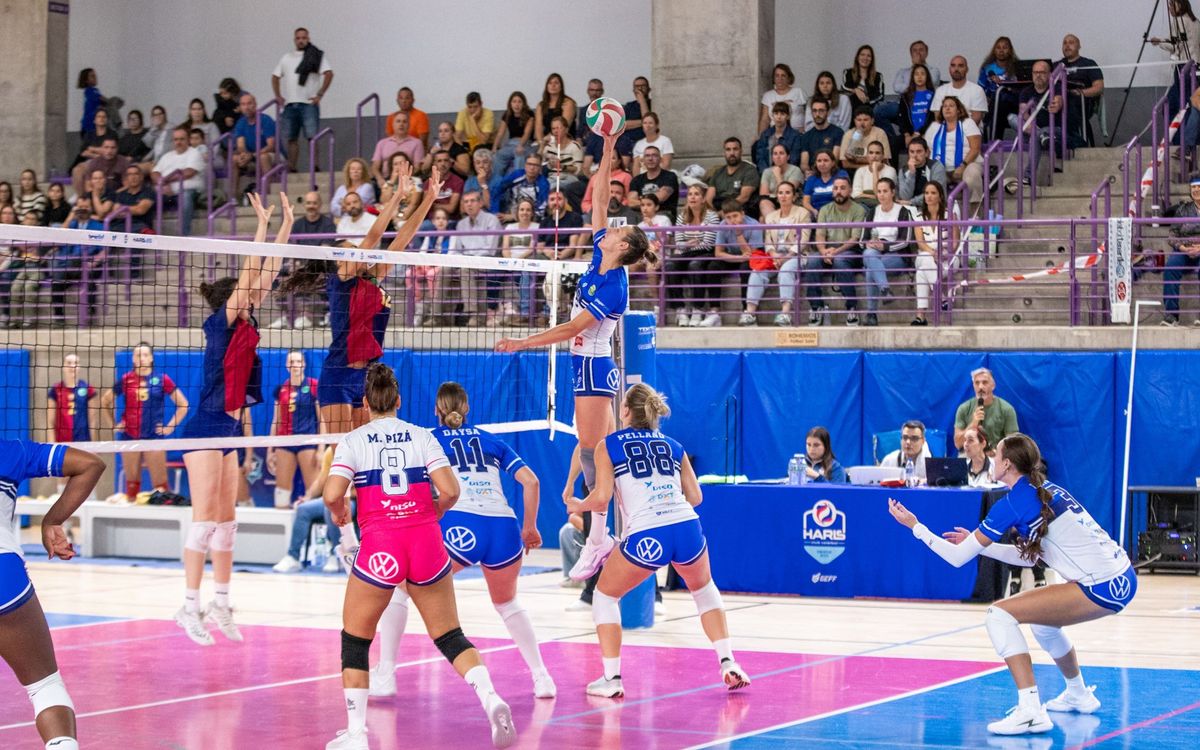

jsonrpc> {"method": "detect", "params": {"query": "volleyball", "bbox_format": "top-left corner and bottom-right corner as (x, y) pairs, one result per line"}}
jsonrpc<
(586, 97), (626, 136)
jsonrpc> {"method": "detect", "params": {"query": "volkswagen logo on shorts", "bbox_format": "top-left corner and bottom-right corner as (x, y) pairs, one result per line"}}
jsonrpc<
(634, 537), (663, 563)
(367, 551), (399, 580)
(606, 369), (621, 391)
(445, 526), (477, 552)
(1108, 574), (1131, 601)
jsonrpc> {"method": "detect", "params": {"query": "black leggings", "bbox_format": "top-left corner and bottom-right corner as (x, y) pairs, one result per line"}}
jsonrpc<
(666, 248), (716, 309)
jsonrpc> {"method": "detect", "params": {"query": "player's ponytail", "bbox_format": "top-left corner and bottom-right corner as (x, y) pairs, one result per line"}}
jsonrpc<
(998, 433), (1056, 562)
(624, 383), (670, 430)
(277, 259), (337, 296)
(364, 362), (399, 414)
(618, 225), (655, 267)
(199, 277), (238, 311)
(435, 381), (469, 429)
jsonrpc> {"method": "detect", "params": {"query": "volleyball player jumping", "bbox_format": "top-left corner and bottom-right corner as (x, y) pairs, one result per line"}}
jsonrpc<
(889, 433), (1137, 736)
(495, 131), (657, 581)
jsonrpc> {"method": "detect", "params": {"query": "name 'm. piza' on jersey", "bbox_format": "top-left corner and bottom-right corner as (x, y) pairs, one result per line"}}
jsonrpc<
(329, 417), (450, 530)
(606, 427), (697, 536)
(0, 440), (67, 557)
(432, 425), (527, 519)
(570, 227), (628, 358)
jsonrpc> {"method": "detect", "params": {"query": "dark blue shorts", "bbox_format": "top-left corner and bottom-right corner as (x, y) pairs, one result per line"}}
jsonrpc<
(572, 355), (620, 397)
(277, 443), (319, 455)
(280, 102), (319, 141)
(620, 518), (707, 571)
(439, 510), (524, 570)
(0, 552), (35, 615)
(318, 362), (366, 406)
(1077, 566), (1137, 613)
(178, 409), (241, 455)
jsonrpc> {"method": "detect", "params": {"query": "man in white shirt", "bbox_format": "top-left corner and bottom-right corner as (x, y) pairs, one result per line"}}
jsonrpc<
(932, 56), (988, 124)
(880, 420), (933, 481)
(335, 192), (373, 236)
(271, 27), (334, 171)
(151, 127), (206, 236)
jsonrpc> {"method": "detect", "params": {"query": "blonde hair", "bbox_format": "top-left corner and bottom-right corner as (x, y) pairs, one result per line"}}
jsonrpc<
(436, 381), (469, 429)
(624, 383), (670, 430)
(342, 157), (370, 188)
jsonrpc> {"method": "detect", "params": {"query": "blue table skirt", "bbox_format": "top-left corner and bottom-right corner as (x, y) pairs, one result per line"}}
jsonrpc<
(695, 483), (996, 600)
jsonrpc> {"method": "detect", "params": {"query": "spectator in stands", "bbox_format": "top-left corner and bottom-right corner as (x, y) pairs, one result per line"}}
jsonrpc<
(898, 64), (937, 146)
(231, 93), (276, 190)
(753, 102), (803, 172)
(492, 91), (535, 178)
(1014, 61), (1063, 186)
(500, 197), (541, 323)
(632, 112), (674, 173)
(42, 183), (69, 227)
(75, 135), (129, 199)
(954, 367), (1020, 451)
(806, 175), (865, 326)
(809, 71), (853, 131)
(851, 142), (897, 207)
(898, 136), (947, 213)
(843, 45), (885, 109)
(1057, 34), (1105, 147)
(295, 189), (336, 243)
(272, 27), (334, 171)
(633, 193), (670, 300)
(803, 426), (848, 483)
(73, 108), (114, 170)
(581, 159), (630, 218)
(425, 120), (471, 177)
(859, 178), (915, 326)
(213, 77), (242, 133)
(911, 180), (956, 326)
(617, 77), (654, 166)
(112, 165), (155, 232)
(182, 98), (221, 155)
(15, 170), (47, 223)
(77, 68), (106, 137)
(371, 112), (425, 185)
(925, 96), (983, 202)
(335, 192), (373, 237)
(754, 181), (810, 327)
(1161, 177), (1200, 326)
(670, 184), (720, 326)
(707, 199), (762, 328)
(83, 169), (113, 221)
(142, 106), (173, 168)
(4, 211), (48, 328)
(603, 181), (640, 227)
(802, 149), (849, 215)
(578, 78), (605, 136)
(627, 146), (680, 221)
(188, 127), (219, 176)
(379, 152), (424, 226)
(1151, 1), (1200, 113)
(891, 41), (943, 108)
(447, 190), (503, 326)
(840, 106), (891, 172)
(409, 206), (452, 326)
(118, 110), (151, 162)
(429, 150), (466, 220)
(706, 137), (758, 212)
(464, 147), (503, 210)
(759, 63), (807, 132)
(798, 99), (844, 177)
(330, 158), (376, 219)
(0, 183), (11, 210)
(880, 420), (931, 480)
(541, 116), (585, 193)
(386, 86), (431, 150)
(273, 494), (352, 573)
(978, 36), (1021, 138)
(51, 197), (104, 324)
(559, 512), (585, 587)
(151, 127), (205, 236)
(540, 189), (587, 261)
(932, 56), (988, 124)
(455, 91), (495, 151)
(494, 153), (549, 222)
(963, 426), (994, 486)
(759, 143), (803, 218)
(534, 73), (578, 142)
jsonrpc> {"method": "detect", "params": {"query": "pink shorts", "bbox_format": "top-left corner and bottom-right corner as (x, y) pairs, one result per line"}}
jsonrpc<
(352, 522), (452, 589)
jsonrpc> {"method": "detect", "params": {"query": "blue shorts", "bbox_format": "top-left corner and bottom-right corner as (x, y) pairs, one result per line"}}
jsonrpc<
(620, 518), (707, 571)
(280, 102), (319, 141)
(440, 510), (524, 570)
(1077, 566), (1138, 613)
(0, 552), (35, 616)
(318, 362), (366, 406)
(573, 355), (620, 397)
(121, 428), (162, 441)
(277, 442), (319, 455)
(178, 409), (241, 455)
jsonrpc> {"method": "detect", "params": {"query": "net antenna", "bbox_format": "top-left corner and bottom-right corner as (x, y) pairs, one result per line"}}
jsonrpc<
(1119, 299), (1161, 549)
(546, 154), (564, 440)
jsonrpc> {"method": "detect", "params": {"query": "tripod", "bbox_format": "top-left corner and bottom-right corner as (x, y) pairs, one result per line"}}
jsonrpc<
(1109, 0), (1166, 145)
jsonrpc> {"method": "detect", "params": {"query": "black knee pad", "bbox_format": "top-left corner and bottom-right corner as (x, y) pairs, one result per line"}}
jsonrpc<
(432, 627), (474, 664)
(341, 630), (373, 672)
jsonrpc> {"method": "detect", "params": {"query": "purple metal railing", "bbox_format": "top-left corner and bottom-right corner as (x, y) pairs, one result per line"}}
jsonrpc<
(253, 98), (283, 192)
(355, 93), (381, 158)
(206, 131), (235, 219)
(154, 170), (188, 235)
(309, 127), (336, 198)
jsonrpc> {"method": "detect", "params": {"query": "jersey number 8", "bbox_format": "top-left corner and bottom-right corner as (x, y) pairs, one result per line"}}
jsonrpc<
(622, 440), (673, 479)
(379, 447), (409, 496)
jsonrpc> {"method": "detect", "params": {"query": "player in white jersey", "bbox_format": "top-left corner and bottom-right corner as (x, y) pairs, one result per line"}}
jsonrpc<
(368, 381), (556, 701)
(889, 433), (1136, 737)
(569, 384), (750, 698)
(0, 439), (104, 750)
(496, 130), (659, 584)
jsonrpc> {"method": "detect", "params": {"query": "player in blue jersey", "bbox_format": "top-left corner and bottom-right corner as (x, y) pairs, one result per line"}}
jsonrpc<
(496, 131), (658, 583)
(571, 384), (750, 698)
(889, 433), (1137, 736)
(367, 381), (556, 701)
(173, 192), (293, 646)
(266, 350), (321, 508)
(0, 439), (104, 750)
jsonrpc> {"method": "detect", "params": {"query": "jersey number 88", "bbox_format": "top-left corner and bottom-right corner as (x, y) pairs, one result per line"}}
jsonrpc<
(622, 440), (673, 479)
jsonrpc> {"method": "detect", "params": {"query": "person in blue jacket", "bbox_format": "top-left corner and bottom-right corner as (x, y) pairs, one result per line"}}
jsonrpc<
(802, 426), (847, 483)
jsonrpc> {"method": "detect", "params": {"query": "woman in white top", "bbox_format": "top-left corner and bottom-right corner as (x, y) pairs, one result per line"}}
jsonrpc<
(748, 181), (810, 326)
(540, 116), (584, 187)
(758, 63), (807, 132)
(807, 71), (853, 132)
(963, 425), (995, 486)
(631, 112), (675, 174)
(670, 184), (721, 326)
(851, 141), (897, 206)
(331, 158), (377, 219)
(500, 197), (540, 323)
(758, 143), (804, 219)
(182, 98), (222, 161)
(924, 97), (983, 201)
(912, 181), (958, 326)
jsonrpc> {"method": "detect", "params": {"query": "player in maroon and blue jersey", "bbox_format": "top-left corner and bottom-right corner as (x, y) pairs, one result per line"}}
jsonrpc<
(266, 350), (321, 508)
(46, 354), (96, 445)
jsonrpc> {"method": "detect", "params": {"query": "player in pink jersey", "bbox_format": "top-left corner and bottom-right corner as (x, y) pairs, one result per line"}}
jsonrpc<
(323, 363), (515, 750)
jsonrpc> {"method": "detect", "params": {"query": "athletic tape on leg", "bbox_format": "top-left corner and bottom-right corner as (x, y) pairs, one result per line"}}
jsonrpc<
(274, 488), (292, 509)
(25, 671), (74, 716)
(184, 521), (217, 553)
(1030, 624), (1074, 660)
(985, 606), (1030, 659)
(210, 521), (238, 551)
(341, 630), (373, 671)
(691, 580), (724, 615)
(592, 591), (621, 625)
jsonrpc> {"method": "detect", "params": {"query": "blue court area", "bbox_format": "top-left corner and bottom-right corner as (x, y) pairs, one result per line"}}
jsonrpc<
(717, 664), (1200, 750)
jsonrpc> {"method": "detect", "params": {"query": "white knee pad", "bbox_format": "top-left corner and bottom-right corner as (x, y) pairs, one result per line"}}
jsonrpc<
(25, 671), (74, 717)
(495, 598), (524, 622)
(210, 521), (238, 552)
(592, 591), (620, 626)
(274, 488), (292, 509)
(1030, 624), (1074, 660)
(985, 606), (1029, 659)
(691, 581), (724, 616)
(185, 521), (217, 554)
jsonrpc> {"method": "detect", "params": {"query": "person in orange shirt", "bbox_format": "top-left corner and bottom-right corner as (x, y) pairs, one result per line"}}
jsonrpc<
(385, 86), (430, 150)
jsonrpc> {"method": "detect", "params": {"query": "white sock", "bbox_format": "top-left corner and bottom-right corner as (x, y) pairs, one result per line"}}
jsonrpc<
(344, 687), (369, 733)
(1065, 672), (1087, 694)
(274, 487), (291, 509)
(464, 665), (496, 708)
(602, 656), (621, 680)
(46, 738), (78, 750)
(587, 512), (608, 544)
(1018, 685), (1041, 710)
(713, 637), (733, 663)
(497, 600), (546, 673)
(185, 588), (200, 614)
(214, 582), (230, 608)
(377, 590), (410, 671)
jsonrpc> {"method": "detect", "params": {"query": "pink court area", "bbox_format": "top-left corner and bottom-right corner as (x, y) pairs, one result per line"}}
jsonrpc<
(0, 619), (994, 749)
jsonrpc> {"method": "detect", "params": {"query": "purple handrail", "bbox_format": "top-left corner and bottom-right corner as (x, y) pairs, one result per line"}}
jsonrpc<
(258, 161), (288, 199)
(254, 98), (283, 192)
(356, 93), (381, 158)
(309, 126), (336, 198)
(155, 170), (188, 235)
(206, 131), (235, 220)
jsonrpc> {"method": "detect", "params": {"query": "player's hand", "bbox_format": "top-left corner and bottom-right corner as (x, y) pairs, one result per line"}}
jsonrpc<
(279, 192), (294, 224)
(329, 501), (351, 527)
(248, 191), (275, 225)
(425, 166), (445, 202)
(942, 526), (973, 544)
(522, 525), (542, 553)
(494, 337), (525, 353)
(42, 524), (75, 560)
(887, 498), (918, 529)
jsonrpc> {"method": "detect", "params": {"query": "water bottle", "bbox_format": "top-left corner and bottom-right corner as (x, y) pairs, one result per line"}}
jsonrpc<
(313, 524), (328, 569)
(904, 458), (917, 488)
(788, 454), (802, 485)
(851, 129), (863, 158)
(798, 455), (810, 485)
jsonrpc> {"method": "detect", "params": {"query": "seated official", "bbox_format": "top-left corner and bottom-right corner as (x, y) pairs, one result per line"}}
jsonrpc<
(803, 426), (847, 483)
(879, 419), (933, 481)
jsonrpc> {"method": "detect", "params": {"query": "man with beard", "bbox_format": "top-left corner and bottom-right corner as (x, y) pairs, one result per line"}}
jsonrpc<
(805, 176), (866, 325)
(705, 137), (759, 213)
(932, 55), (989, 125)
(335, 192), (373, 236)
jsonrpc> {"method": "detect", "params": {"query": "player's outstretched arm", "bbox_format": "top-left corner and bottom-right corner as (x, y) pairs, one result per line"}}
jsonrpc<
(495, 310), (594, 352)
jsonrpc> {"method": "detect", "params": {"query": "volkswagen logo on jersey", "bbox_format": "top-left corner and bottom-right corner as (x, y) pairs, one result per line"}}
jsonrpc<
(367, 551), (400, 580)
(1108, 574), (1131, 601)
(606, 368), (621, 391)
(445, 526), (477, 552)
(802, 499), (847, 564)
(634, 537), (663, 563)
